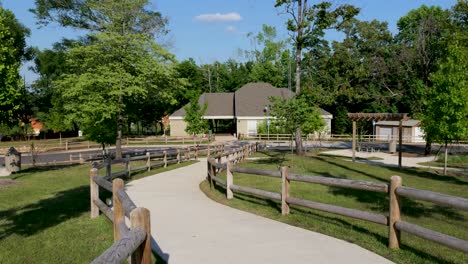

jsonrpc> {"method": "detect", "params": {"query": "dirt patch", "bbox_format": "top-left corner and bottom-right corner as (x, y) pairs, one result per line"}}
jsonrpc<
(0, 179), (20, 189)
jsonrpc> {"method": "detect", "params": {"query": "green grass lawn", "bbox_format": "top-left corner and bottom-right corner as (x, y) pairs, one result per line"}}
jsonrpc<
(0, 160), (196, 263)
(418, 154), (468, 169)
(201, 150), (468, 264)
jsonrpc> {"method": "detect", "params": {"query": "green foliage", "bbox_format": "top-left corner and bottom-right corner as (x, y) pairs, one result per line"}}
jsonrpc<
(0, 7), (30, 125)
(257, 120), (287, 134)
(269, 95), (324, 136)
(420, 36), (468, 144)
(183, 99), (209, 136)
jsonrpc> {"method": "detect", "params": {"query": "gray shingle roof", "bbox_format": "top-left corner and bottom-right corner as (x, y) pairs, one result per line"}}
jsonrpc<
(235, 82), (294, 117)
(170, 93), (234, 117)
(170, 82), (331, 119)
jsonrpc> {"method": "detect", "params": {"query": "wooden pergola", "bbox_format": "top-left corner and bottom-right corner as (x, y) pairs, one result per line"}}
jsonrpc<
(347, 113), (410, 168)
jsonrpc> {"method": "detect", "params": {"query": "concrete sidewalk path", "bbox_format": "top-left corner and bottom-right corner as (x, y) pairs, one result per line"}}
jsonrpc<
(125, 159), (393, 264)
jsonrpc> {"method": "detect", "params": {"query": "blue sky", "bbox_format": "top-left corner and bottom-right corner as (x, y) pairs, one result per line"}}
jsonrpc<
(1, 0), (458, 82)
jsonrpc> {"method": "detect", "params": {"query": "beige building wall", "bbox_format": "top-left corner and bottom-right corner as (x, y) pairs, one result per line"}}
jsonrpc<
(236, 119), (248, 137)
(169, 119), (189, 137)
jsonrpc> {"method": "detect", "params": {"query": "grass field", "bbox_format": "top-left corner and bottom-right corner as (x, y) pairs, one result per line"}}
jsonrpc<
(418, 154), (468, 169)
(201, 150), (468, 264)
(0, 160), (196, 263)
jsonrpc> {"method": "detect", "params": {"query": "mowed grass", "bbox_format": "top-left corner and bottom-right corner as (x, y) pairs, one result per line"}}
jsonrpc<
(0, 160), (196, 264)
(418, 154), (468, 169)
(201, 150), (468, 264)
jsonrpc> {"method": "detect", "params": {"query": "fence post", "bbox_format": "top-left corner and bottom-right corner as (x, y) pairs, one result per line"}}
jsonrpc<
(226, 161), (234, 199)
(106, 157), (111, 179)
(79, 153), (84, 164)
(130, 208), (151, 264)
(146, 152), (151, 172)
(389, 176), (402, 249)
(88, 141), (90, 149)
(195, 146), (199, 160)
(90, 168), (99, 218)
(163, 151), (167, 168)
(125, 154), (131, 178)
(113, 179), (124, 241)
(207, 145), (211, 158)
(281, 166), (290, 215)
(177, 149), (181, 164)
(209, 160), (215, 189)
(255, 142), (258, 152)
(65, 140), (68, 151)
(70, 154), (73, 162)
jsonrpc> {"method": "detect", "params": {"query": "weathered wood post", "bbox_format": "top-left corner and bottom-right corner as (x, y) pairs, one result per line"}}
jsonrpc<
(207, 144), (211, 158)
(125, 154), (131, 178)
(389, 175), (402, 249)
(255, 142), (259, 152)
(209, 159), (215, 189)
(146, 152), (151, 172)
(177, 149), (181, 164)
(90, 168), (99, 218)
(163, 151), (167, 168)
(79, 153), (84, 164)
(65, 140), (68, 151)
(130, 208), (151, 264)
(281, 166), (290, 215)
(195, 146), (199, 160)
(113, 179), (125, 241)
(352, 121), (356, 162)
(126, 137), (129, 146)
(226, 161), (234, 199)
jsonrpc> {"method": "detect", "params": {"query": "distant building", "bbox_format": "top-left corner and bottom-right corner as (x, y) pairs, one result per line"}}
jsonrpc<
(375, 119), (425, 143)
(169, 82), (332, 137)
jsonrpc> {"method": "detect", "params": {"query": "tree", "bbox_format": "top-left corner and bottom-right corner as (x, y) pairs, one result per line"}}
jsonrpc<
(420, 35), (468, 175)
(396, 5), (452, 155)
(275, 1), (359, 155)
(36, 0), (173, 159)
(269, 94), (324, 148)
(0, 7), (30, 126)
(183, 99), (208, 140)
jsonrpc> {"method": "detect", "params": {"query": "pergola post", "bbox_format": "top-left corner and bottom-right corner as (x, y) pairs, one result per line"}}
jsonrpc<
(352, 121), (356, 162)
(398, 119), (403, 168)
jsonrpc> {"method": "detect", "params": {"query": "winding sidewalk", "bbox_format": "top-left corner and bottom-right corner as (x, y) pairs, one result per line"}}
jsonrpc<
(125, 159), (393, 264)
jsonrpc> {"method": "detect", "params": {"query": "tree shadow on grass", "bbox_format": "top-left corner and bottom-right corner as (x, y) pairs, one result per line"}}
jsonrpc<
(207, 181), (456, 264)
(0, 185), (111, 240)
(328, 187), (465, 220)
(384, 166), (468, 186)
(250, 150), (288, 168)
(10, 164), (83, 180)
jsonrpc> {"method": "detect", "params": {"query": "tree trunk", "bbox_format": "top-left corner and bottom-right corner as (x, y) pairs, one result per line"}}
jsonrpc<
(116, 95), (123, 160)
(424, 139), (432, 156)
(443, 141), (448, 176)
(295, 127), (304, 155)
(293, 0), (305, 155)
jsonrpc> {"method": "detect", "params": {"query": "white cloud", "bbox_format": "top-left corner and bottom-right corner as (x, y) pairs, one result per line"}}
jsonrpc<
(194, 12), (242, 22)
(225, 26), (237, 33)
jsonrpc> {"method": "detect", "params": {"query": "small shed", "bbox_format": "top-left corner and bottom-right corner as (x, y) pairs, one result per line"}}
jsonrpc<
(375, 119), (425, 143)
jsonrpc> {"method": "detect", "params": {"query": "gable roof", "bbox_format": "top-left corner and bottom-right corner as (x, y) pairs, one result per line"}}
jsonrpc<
(170, 93), (234, 118)
(235, 82), (294, 117)
(169, 82), (332, 119)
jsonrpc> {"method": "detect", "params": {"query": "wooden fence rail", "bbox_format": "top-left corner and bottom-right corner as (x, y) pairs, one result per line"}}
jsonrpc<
(89, 143), (225, 263)
(206, 152), (468, 254)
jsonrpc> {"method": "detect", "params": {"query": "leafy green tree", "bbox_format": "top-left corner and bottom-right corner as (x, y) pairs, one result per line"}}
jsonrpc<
(275, 1), (359, 155)
(38, 0), (174, 158)
(420, 35), (468, 175)
(0, 7), (30, 126)
(183, 99), (208, 139)
(269, 95), (324, 145)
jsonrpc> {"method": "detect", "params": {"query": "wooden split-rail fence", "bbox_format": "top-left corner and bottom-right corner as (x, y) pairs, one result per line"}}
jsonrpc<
(89, 143), (227, 263)
(207, 151), (468, 254)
